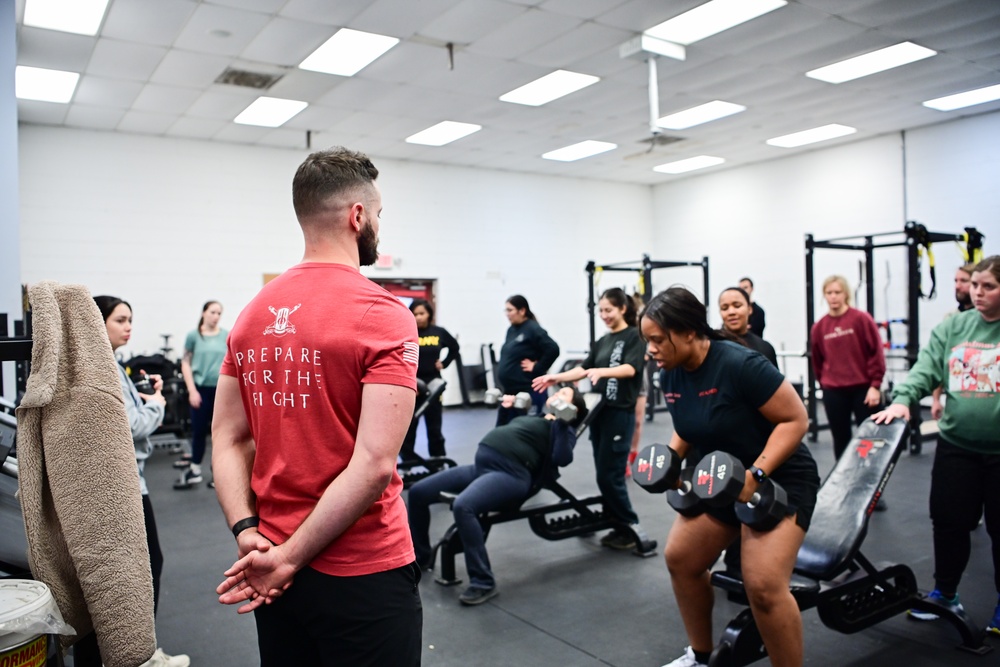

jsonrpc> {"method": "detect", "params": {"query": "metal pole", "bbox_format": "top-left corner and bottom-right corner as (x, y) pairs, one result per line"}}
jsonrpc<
(864, 236), (875, 317)
(805, 235), (817, 442)
(905, 227), (922, 454)
(702, 256), (710, 304)
(586, 261), (596, 348)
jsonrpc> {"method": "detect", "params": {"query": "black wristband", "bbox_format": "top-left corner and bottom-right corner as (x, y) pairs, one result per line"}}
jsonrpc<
(231, 516), (260, 539)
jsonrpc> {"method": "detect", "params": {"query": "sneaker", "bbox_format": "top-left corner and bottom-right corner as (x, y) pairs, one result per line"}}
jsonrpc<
(875, 498), (888, 512)
(986, 599), (1000, 636)
(908, 588), (963, 621)
(459, 586), (498, 606)
(599, 530), (637, 551)
(167, 444), (186, 455)
(172, 455), (192, 469)
(661, 646), (708, 667)
(141, 647), (191, 667)
(207, 480), (215, 489)
(173, 468), (203, 490)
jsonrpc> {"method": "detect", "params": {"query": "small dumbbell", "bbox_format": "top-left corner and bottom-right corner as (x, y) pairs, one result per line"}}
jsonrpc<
(631, 443), (681, 494)
(544, 396), (578, 422)
(667, 466), (703, 517)
(485, 389), (530, 410)
(484, 388), (502, 405)
(690, 451), (788, 531)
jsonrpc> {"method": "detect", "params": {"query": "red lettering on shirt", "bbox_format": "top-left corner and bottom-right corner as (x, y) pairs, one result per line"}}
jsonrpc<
(698, 387), (719, 397)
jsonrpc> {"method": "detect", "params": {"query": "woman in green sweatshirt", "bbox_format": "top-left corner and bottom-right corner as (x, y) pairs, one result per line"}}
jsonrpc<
(875, 255), (1000, 636)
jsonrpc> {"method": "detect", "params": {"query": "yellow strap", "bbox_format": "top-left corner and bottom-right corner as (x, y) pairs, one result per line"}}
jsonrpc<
(594, 266), (603, 288)
(637, 271), (645, 296)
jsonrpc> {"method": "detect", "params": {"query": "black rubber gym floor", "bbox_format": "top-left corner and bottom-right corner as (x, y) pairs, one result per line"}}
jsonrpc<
(137, 405), (997, 666)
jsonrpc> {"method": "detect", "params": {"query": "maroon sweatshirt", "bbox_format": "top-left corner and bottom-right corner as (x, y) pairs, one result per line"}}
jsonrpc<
(810, 307), (886, 389)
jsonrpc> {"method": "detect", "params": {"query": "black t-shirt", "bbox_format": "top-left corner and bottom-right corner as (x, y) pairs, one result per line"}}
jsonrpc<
(415, 324), (459, 382)
(480, 416), (552, 473)
(741, 331), (777, 368)
(584, 326), (645, 409)
(660, 339), (814, 475)
(748, 302), (766, 337)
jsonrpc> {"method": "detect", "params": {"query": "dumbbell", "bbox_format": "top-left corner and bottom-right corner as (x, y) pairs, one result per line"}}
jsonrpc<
(484, 388), (530, 409)
(631, 443), (682, 494)
(667, 466), (703, 517)
(544, 396), (577, 422)
(690, 451), (788, 531)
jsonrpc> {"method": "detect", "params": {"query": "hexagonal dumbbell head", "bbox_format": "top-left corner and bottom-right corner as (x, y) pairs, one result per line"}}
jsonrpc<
(631, 443), (681, 494)
(691, 451), (745, 507)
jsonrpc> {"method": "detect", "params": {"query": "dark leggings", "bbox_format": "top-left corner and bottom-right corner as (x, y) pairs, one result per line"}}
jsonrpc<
(929, 438), (1000, 596)
(73, 494), (163, 665)
(821, 384), (878, 459)
(401, 393), (445, 459)
(591, 406), (638, 525)
(190, 384), (217, 465)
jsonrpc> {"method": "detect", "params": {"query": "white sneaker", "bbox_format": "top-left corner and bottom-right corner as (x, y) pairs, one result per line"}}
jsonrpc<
(661, 646), (708, 667)
(141, 647), (191, 667)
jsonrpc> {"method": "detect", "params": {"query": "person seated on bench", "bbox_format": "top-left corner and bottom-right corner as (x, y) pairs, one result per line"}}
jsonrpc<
(640, 287), (820, 667)
(874, 254), (1000, 636)
(407, 386), (588, 606)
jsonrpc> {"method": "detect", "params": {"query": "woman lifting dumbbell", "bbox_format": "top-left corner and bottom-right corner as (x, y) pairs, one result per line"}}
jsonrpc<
(640, 287), (820, 667)
(719, 286), (777, 367)
(533, 287), (646, 551)
(497, 295), (560, 419)
(873, 255), (1000, 637)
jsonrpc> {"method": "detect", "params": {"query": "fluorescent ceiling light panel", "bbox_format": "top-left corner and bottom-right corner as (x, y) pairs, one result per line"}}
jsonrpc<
(657, 100), (746, 130)
(806, 42), (936, 84)
(23, 0), (110, 36)
(645, 0), (787, 46)
(653, 155), (725, 174)
(923, 84), (1000, 111)
(299, 28), (400, 77)
(405, 121), (482, 146)
(542, 140), (617, 162)
(500, 70), (600, 107)
(234, 96), (308, 127)
(15, 65), (80, 103)
(766, 123), (856, 148)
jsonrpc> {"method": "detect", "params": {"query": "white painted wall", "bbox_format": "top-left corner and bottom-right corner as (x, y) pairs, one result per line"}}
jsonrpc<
(650, 111), (1000, 387)
(17, 126), (654, 404)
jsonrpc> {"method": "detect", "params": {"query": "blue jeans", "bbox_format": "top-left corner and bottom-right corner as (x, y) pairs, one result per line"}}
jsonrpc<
(591, 406), (638, 525)
(408, 444), (532, 589)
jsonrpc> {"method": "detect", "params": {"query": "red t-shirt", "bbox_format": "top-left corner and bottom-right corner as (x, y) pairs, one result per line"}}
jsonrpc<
(220, 262), (418, 576)
(810, 307), (886, 390)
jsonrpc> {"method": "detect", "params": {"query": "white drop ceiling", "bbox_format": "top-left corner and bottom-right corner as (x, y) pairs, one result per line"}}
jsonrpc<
(13, 0), (1000, 184)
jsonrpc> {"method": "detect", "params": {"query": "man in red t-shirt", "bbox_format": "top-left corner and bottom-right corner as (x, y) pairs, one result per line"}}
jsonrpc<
(212, 147), (421, 666)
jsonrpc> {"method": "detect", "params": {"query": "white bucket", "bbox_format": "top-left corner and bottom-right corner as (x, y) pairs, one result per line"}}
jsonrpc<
(0, 580), (57, 667)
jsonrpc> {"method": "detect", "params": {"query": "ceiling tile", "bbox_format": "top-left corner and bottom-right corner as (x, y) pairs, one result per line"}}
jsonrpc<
(211, 0), (287, 12)
(17, 99), (70, 125)
(173, 4), (271, 56)
(351, 0), (459, 39)
(166, 116), (228, 140)
(519, 20), (631, 68)
(468, 7), (582, 59)
(279, 0), (371, 26)
(541, 0), (632, 21)
(116, 110), (178, 134)
(265, 69), (342, 104)
(240, 17), (334, 67)
(214, 123), (272, 143)
(65, 104), (127, 130)
(101, 0), (197, 47)
(73, 75), (144, 108)
(417, 0), (526, 45)
(86, 38), (168, 81)
(16, 26), (96, 71)
(150, 50), (233, 88)
(132, 83), (202, 114)
(257, 127), (312, 148)
(187, 88), (260, 120)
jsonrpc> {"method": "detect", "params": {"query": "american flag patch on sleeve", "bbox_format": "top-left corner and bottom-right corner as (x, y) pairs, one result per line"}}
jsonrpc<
(402, 341), (419, 365)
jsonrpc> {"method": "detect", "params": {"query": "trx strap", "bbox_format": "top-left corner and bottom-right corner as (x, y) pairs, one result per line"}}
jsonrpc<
(959, 227), (985, 265)
(911, 223), (937, 299)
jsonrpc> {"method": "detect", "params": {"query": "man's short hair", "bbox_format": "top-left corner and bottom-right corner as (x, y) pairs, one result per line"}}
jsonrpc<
(292, 147), (378, 220)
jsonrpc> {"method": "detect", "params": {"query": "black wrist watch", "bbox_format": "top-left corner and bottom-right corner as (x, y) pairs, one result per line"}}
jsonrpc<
(749, 466), (768, 484)
(231, 516), (260, 539)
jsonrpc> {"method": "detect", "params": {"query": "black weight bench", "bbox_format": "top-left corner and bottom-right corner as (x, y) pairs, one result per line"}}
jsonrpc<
(397, 378), (458, 489)
(706, 419), (992, 666)
(429, 393), (658, 587)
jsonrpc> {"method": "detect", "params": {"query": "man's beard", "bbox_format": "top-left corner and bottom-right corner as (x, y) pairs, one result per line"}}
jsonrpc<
(957, 290), (972, 309)
(358, 220), (379, 266)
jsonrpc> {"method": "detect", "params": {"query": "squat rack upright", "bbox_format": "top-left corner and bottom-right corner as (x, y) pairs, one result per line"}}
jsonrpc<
(585, 254), (710, 347)
(804, 221), (984, 453)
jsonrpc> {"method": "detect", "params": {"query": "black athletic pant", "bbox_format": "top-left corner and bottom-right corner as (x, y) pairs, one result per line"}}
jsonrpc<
(401, 396), (445, 459)
(930, 438), (1000, 596)
(822, 384), (878, 460)
(254, 563), (423, 666)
